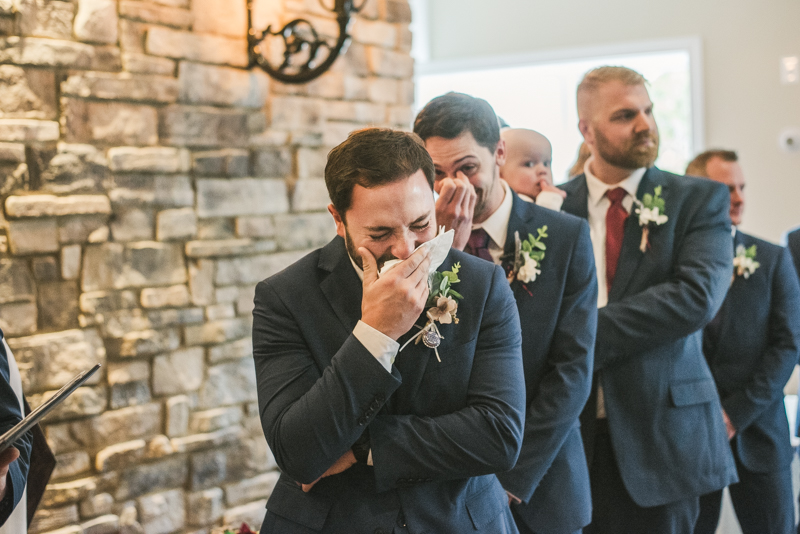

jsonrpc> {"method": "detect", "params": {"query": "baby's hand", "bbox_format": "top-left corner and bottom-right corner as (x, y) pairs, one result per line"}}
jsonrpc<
(538, 180), (567, 199)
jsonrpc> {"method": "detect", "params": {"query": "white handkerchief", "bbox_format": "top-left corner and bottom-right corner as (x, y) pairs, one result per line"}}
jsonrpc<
(378, 227), (454, 278)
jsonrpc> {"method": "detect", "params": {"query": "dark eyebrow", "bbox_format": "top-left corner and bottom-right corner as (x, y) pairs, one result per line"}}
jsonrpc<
(611, 107), (637, 117)
(365, 214), (429, 232)
(434, 155), (478, 170)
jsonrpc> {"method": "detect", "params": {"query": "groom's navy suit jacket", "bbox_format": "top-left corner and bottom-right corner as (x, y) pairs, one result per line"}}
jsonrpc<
(703, 231), (800, 474)
(496, 193), (597, 533)
(560, 168), (738, 507)
(252, 237), (526, 534)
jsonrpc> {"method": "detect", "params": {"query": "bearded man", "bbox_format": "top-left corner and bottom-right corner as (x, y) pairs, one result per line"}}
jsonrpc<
(252, 128), (526, 533)
(559, 66), (738, 534)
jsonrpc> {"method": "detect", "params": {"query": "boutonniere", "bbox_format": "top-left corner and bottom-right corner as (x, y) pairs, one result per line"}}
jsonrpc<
(400, 262), (463, 362)
(504, 227), (547, 294)
(733, 244), (760, 280)
(633, 186), (668, 253)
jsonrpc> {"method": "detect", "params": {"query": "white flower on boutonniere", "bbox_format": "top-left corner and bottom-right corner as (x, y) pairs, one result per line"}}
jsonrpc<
(633, 186), (669, 253)
(400, 262), (463, 363)
(504, 227), (547, 292)
(733, 244), (760, 280)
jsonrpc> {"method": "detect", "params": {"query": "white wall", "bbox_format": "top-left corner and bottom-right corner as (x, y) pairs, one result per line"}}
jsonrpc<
(421, 0), (800, 242)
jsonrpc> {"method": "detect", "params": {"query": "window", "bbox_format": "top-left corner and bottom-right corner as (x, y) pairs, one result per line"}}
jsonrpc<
(416, 42), (702, 182)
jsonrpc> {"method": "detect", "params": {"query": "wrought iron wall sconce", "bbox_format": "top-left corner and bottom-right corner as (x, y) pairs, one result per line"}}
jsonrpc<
(247, 0), (366, 84)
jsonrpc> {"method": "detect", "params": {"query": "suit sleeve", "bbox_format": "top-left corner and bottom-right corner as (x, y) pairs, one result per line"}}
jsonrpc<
(368, 265), (526, 493)
(594, 183), (733, 370)
(496, 221), (597, 502)
(723, 248), (800, 431)
(0, 341), (31, 526)
(788, 232), (800, 279)
(252, 280), (403, 484)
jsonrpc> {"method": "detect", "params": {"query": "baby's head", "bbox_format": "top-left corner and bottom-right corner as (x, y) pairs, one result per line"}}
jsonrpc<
(499, 129), (553, 199)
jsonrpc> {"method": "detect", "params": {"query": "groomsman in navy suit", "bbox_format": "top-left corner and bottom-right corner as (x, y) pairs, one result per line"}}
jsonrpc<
(414, 93), (598, 534)
(559, 66), (737, 533)
(687, 150), (800, 534)
(252, 128), (526, 533)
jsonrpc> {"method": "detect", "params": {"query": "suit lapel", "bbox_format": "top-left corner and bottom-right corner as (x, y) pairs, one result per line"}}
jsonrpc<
(608, 168), (667, 301)
(710, 231), (741, 359)
(503, 192), (535, 265)
(391, 253), (462, 411)
(561, 175), (590, 220)
(318, 237), (363, 335)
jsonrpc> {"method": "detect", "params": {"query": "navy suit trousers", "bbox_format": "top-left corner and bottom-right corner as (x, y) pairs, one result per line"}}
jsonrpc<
(584, 420), (700, 534)
(696, 441), (794, 534)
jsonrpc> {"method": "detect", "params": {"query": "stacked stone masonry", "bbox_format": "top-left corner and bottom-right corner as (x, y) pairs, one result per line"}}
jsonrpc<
(0, 0), (413, 531)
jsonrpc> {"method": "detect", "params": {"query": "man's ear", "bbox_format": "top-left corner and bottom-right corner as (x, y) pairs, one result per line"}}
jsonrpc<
(328, 204), (347, 239)
(494, 139), (507, 167)
(578, 120), (592, 145)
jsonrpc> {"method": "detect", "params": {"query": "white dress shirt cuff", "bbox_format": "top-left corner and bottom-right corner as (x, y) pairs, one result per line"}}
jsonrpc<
(536, 190), (564, 212)
(353, 320), (398, 373)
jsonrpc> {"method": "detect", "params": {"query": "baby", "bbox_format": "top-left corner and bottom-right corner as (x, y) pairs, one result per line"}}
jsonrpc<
(500, 128), (566, 211)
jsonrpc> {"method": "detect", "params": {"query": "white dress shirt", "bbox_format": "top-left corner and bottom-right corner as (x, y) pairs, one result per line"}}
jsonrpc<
(472, 180), (514, 264)
(584, 158), (646, 418)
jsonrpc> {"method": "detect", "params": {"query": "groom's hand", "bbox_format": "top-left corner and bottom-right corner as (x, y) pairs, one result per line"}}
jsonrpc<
(435, 171), (476, 251)
(301, 450), (357, 493)
(359, 246), (431, 340)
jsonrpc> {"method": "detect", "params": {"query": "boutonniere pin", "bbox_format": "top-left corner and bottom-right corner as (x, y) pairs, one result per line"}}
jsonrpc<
(504, 227), (547, 293)
(400, 262), (463, 362)
(633, 186), (668, 253)
(733, 244), (760, 281)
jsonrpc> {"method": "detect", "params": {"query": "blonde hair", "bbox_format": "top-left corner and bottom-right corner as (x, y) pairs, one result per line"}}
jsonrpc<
(576, 66), (648, 119)
(578, 66), (647, 95)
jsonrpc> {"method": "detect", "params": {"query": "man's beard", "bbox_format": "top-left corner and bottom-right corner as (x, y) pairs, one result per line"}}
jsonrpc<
(594, 128), (660, 170)
(344, 228), (396, 272)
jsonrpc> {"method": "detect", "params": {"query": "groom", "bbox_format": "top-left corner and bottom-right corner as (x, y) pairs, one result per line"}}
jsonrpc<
(252, 128), (526, 533)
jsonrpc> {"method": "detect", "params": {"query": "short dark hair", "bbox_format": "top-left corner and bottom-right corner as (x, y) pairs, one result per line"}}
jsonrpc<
(685, 149), (738, 177)
(325, 127), (435, 216)
(413, 92), (501, 152)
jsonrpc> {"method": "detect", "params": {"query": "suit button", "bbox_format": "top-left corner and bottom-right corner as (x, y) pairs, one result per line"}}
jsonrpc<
(370, 399), (381, 409)
(357, 417), (366, 426)
(376, 393), (385, 403)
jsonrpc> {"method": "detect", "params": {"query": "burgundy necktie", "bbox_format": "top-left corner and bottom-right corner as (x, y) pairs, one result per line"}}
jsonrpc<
(465, 228), (494, 263)
(605, 188), (628, 291)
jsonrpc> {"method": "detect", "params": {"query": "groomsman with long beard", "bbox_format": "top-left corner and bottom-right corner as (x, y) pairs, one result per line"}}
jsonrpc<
(414, 92), (598, 534)
(559, 66), (737, 533)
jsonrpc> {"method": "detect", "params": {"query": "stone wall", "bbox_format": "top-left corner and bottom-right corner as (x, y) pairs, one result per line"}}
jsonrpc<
(0, 0), (413, 532)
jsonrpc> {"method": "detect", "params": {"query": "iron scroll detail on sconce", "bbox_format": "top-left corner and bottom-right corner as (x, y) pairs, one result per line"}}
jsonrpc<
(247, 0), (366, 84)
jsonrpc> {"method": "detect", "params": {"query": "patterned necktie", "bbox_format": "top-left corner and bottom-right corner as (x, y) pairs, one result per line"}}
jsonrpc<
(605, 187), (629, 291)
(465, 228), (494, 263)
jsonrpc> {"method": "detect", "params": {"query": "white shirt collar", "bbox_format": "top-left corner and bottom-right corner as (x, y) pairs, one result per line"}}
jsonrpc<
(584, 156), (647, 206)
(473, 180), (513, 249)
(349, 255), (365, 281)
